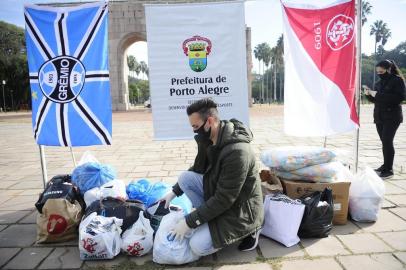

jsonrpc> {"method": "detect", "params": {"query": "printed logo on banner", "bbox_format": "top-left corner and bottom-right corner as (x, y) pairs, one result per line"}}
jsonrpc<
(39, 56), (86, 103)
(182, 35), (212, 72)
(326, 14), (355, 51)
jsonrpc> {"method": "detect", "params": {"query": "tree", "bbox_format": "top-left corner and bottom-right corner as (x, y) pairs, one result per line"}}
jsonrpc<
(139, 61), (148, 80)
(361, 1), (372, 26)
(0, 21), (25, 56)
(253, 44), (263, 102)
(128, 83), (138, 104)
(254, 42), (271, 103)
(135, 61), (141, 77)
(261, 44), (272, 103)
(0, 21), (29, 111)
(127, 55), (135, 77)
(377, 44), (386, 56)
(370, 20), (391, 85)
(136, 79), (149, 101)
(251, 73), (262, 102)
(269, 34), (284, 102)
(380, 41), (406, 68)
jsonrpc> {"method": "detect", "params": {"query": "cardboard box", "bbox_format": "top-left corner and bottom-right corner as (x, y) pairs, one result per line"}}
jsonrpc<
(259, 170), (283, 195)
(281, 179), (351, 225)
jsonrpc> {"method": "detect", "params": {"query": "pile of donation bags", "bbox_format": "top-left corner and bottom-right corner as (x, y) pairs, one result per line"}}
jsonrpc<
(260, 146), (385, 247)
(34, 152), (197, 264)
(34, 147), (387, 263)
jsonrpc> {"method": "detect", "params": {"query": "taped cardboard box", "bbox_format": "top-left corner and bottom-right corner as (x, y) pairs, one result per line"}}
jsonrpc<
(281, 179), (350, 225)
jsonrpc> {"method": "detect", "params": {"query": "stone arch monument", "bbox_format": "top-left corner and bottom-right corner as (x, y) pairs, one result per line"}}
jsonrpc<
(108, 0), (252, 110)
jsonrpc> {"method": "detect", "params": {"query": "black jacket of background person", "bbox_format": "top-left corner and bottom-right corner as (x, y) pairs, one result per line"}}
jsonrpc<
(366, 74), (406, 124)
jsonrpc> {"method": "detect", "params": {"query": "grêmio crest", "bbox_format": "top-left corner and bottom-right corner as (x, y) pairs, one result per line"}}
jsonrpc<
(182, 35), (212, 72)
(38, 56), (86, 103)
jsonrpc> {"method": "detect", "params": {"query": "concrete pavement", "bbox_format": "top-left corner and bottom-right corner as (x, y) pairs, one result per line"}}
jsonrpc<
(0, 104), (405, 269)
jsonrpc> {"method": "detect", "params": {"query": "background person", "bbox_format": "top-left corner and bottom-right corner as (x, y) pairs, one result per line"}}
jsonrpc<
(364, 59), (406, 179)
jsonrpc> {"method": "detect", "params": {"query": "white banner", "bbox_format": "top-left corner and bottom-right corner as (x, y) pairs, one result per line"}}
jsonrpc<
(145, 1), (249, 140)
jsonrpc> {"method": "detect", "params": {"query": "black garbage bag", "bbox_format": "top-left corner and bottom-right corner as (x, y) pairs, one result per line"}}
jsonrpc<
(298, 187), (334, 238)
(84, 197), (146, 232)
(144, 200), (182, 233)
(35, 174), (84, 214)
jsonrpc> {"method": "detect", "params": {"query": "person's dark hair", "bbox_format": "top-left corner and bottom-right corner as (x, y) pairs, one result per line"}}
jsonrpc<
(376, 59), (405, 81)
(186, 98), (219, 120)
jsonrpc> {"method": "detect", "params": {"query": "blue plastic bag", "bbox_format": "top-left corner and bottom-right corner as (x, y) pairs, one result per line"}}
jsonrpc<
(72, 162), (116, 195)
(172, 196), (193, 214)
(126, 179), (192, 213)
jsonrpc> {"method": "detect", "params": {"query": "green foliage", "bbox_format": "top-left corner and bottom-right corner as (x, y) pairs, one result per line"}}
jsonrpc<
(0, 21), (25, 56)
(0, 21), (29, 111)
(370, 20), (391, 46)
(128, 79), (149, 104)
(361, 56), (376, 89)
(252, 34), (284, 103)
(362, 1), (372, 26)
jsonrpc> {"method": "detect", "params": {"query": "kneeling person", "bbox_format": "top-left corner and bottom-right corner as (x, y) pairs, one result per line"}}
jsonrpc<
(160, 98), (264, 255)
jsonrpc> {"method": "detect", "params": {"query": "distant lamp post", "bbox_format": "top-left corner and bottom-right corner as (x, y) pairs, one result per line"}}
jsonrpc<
(1, 80), (5, 112)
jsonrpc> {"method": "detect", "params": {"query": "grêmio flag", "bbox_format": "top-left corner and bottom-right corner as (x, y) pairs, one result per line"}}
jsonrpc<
(24, 2), (112, 146)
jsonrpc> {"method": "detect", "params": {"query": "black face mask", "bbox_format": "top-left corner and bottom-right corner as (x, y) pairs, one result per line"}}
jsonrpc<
(194, 119), (211, 139)
(378, 72), (390, 80)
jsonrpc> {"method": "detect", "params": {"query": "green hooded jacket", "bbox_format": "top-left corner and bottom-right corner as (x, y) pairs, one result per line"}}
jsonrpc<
(172, 119), (264, 248)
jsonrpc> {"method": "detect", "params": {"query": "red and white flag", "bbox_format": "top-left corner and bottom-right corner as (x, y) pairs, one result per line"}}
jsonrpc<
(282, 0), (359, 136)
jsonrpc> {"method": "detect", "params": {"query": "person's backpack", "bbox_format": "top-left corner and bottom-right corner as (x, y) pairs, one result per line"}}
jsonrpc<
(35, 174), (84, 214)
(84, 197), (146, 232)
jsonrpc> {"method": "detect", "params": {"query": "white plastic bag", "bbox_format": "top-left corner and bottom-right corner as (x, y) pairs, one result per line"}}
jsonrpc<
(84, 188), (101, 208)
(152, 211), (200, 264)
(261, 193), (305, 247)
(84, 179), (128, 207)
(79, 212), (123, 260)
(78, 151), (99, 165)
(121, 211), (154, 256)
(349, 167), (385, 222)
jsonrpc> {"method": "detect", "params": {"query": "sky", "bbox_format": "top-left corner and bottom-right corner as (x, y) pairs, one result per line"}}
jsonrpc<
(1, 0), (406, 74)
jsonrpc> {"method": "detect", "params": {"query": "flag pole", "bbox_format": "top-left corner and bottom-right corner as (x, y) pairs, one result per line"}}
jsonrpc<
(354, 0), (362, 173)
(70, 147), (77, 167)
(39, 145), (48, 188)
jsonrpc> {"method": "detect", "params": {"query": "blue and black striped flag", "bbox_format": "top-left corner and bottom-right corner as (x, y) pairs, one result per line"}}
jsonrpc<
(24, 2), (112, 146)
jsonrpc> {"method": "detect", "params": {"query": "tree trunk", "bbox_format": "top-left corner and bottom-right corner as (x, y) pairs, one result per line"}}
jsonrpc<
(372, 40), (377, 88)
(268, 65), (271, 104)
(258, 61), (262, 103)
(279, 65), (283, 102)
(261, 61), (264, 103)
(274, 64), (277, 101)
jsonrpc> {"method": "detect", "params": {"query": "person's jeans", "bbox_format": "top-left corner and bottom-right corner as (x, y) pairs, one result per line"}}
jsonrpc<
(178, 171), (220, 256)
(376, 122), (401, 171)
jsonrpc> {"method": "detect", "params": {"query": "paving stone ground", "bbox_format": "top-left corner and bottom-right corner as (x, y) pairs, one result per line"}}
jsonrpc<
(0, 105), (406, 269)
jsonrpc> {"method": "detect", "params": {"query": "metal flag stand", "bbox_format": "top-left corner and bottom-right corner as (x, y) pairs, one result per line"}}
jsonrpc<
(39, 145), (48, 189)
(70, 147), (77, 167)
(354, 0), (362, 173)
(38, 146), (77, 189)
